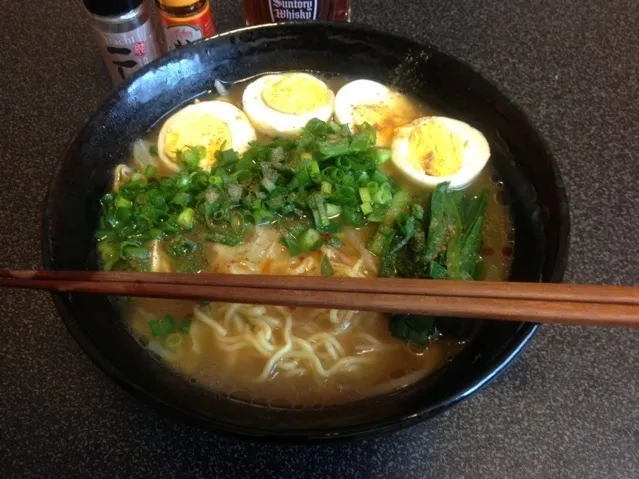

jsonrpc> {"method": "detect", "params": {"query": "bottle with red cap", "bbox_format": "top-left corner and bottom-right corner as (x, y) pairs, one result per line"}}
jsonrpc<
(155, 0), (216, 52)
(82, 0), (161, 85)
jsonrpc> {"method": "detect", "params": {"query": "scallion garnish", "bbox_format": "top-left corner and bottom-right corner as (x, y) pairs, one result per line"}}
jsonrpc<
(148, 315), (177, 337)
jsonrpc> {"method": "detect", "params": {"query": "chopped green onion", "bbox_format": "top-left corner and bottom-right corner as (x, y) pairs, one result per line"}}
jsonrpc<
(122, 246), (149, 261)
(360, 201), (373, 215)
(368, 224), (395, 256)
(309, 161), (320, 181)
(429, 262), (448, 279)
(181, 316), (193, 333)
(321, 254), (334, 276)
(98, 242), (119, 270)
(359, 187), (372, 204)
(177, 207), (195, 230)
(145, 165), (157, 179)
(299, 228), (320, 251)
(321, 181), (333, 195)
(336, 157), (352, 169)
(261, 177), (277, 192)
(367, 206), (387, 222)
(171, 192), (191, 207)
(216, 149), (239, 166)
(384, 189), (411, 226)
(319, 138), (350, 158)
(230, 212), (246, 234)
(308, 193), (329, 228)
(149, 144), (159, 156)
(253, 208), (274, 226)
(131, 171), (146, 184)
(115, 197), (132, 208)
(374, 148), (392, 164)
(270, 146), (284, 163)
(326, 236), (343, 249)
(148, 315), (177, 337)
(325, 203), (342, 218)
(281, 228), (301, 256)
(164, 333), (183, 351)
(300, 152), (313, 162)
(372, 169), (389, 184)
(366, 181), (380, 195)
(374, 188), (393, 205)
(327, 121), (342, 134)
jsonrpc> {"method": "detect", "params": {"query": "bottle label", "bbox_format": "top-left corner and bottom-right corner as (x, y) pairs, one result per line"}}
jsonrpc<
(94, 19), (161, 85)
(159, 3), (216, 52)
(268, 0), (318, 21)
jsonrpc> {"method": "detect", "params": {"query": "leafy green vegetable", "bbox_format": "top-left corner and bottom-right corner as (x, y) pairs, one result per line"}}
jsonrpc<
(386, 184), (488, 346)
(421, 182), (487, 280)
(424, 183), (455, 262)
(458, 191), (487, 279)
(389, 314), (477, 346)
(388, 314), (437, 347)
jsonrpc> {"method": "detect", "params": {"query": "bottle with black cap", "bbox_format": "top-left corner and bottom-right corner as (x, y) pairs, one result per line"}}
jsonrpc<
(83, 0), (161, 85)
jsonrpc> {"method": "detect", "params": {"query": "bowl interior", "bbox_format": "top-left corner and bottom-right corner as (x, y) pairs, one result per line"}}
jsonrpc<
(43, 23), (568, 441)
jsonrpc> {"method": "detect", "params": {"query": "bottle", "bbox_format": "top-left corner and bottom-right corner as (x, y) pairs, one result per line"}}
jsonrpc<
(155, 0), (216, 52)
(83, 0), (161, 85)
(242, 0), (351, 25)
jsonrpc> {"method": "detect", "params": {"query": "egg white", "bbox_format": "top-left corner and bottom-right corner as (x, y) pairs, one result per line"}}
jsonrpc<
(334, 79), (416, 147)
(157, 100), (256, 172)
(391, 116), (491, 190)
(242, 73), (334, 138)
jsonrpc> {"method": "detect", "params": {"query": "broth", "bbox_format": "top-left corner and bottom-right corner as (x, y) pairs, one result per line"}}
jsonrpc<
(108, 74), (513, 407)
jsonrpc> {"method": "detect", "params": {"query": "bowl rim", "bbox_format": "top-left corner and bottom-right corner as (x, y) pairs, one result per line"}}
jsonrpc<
(41, 21), (570, 442)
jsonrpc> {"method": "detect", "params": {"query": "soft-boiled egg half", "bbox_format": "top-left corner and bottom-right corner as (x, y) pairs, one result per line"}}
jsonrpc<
(242, 73), (335, 138)
(391, 116), (490, 190)
(157, 101), (256, 172)
(334, 79), (419, 147)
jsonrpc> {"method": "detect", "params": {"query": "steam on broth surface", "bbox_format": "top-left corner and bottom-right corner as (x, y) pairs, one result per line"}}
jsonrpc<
(99, 74), (513, 407)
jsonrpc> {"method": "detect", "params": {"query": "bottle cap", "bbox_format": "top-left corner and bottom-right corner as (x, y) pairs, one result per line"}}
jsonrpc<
(83, 0), (144, 17)
(157, 0), (200, 7)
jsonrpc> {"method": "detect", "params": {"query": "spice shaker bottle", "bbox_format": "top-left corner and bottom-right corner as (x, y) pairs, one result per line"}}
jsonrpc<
(83, 0), (161, 85)
(155, 0), (216, 52)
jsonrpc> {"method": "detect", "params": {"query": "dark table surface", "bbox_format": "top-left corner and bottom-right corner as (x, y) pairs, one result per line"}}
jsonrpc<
(1, 0), (638, 477)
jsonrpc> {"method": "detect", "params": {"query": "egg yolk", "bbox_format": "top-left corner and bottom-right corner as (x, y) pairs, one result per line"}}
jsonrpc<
(262, 74), (330, 115)
(165, 113), (231, 169)
(407, 121), (463, 177)
(353, 96), (417, 146)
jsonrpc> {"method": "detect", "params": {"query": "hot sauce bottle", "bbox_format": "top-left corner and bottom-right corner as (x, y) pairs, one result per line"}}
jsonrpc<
(155, 0), (216, 52)
(243, 0), (352, 25)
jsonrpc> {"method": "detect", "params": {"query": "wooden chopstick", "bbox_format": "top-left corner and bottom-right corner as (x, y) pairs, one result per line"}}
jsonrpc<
(1, 270), (638, 328)
(2, 270), (638, 305)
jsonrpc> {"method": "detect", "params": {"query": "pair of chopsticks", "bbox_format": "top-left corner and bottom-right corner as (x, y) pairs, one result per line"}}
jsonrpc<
(1, 270), (637, 328)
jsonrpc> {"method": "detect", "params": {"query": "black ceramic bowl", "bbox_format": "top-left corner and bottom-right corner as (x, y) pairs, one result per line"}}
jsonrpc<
(42, 22), (569, 441)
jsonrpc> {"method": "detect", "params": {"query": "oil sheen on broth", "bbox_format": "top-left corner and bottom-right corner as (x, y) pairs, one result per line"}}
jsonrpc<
(121, 75), (513, 407)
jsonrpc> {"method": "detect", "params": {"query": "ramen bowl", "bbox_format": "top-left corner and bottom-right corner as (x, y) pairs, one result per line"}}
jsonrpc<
(42, 22), (569, 441)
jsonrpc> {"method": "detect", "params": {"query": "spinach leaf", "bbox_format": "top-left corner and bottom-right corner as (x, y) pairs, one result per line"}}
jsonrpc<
(424, 182), (450, 261)
(458, 191), (487, 279)
(388, 314), (437, 347)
